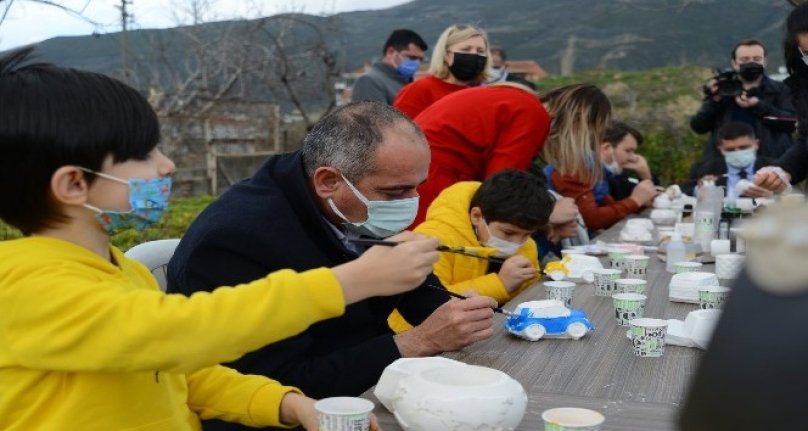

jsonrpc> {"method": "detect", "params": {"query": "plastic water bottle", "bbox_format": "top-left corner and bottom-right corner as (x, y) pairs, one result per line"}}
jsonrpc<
(693, 180), (724, 254)
(666, 231), (687, 273)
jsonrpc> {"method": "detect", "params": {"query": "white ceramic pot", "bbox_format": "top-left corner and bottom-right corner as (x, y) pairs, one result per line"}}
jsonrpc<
(374, 357), (465, 412)
(392, 365), (527, 431)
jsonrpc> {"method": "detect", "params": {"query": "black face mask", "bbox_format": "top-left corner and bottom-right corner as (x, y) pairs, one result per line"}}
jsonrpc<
(739, 62), (765, 82)
(448, 52), (487, 82)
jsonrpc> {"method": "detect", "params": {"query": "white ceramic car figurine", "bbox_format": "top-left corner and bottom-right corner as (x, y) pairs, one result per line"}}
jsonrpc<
(504, 300), (594, 341)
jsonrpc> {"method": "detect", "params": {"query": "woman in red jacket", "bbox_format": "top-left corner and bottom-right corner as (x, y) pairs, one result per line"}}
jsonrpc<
(393, 24), (491, 119)
(540, 84), (656, 232)
(412, 82), (551, 226)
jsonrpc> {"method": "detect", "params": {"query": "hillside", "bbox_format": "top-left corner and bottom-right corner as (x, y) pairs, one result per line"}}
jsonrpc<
(29, 0), (794, 77)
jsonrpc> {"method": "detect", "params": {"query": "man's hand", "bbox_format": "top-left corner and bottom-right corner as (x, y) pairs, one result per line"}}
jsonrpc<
(333, 232), (439, 304)
(498, 255), (537, 293)
(735, 93), (760, 108)
(622, 154), (653, 181)
(394, 295), (496, 357)
(629, 179), (657, 207)
(549, 197), (578, 224)
(754, 168), (791, 193)
(704, 78), (721, 102)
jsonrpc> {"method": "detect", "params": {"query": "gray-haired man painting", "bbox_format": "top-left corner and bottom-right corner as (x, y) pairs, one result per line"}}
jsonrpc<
(167, 102), (496, 431)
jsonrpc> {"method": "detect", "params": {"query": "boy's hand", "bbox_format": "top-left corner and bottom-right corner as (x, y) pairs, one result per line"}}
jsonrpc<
(498, 255), (537, 292)
(333, 232), (439, 304)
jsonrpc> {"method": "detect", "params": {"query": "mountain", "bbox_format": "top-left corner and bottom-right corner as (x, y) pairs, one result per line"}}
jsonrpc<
(26, 0), (794, 78)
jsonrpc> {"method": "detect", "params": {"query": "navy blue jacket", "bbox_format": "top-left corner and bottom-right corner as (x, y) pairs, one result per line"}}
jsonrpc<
(167, 151), (449, 431)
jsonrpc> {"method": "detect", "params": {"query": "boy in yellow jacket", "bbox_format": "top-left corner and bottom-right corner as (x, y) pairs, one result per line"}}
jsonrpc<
(0, 47), (439, 431)
(389, 169), (554, 332)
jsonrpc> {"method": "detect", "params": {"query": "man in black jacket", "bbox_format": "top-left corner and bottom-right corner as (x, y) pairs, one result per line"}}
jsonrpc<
(691, 39), (796, 162)
(167, 102), (496, 431)
(600, 121), (657, 201)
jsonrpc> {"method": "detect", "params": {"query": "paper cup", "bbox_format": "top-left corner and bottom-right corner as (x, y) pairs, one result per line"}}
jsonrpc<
(542, 407), (605, 431)
(607, 249), (630, 269)
(615, 278), (647, 295)
(612, 293), (647, 326)
(622, 255), (650, 280)
(544, 281), (576, 307)
(675, 261), (703, 273)
(698, 286), (731, 310)
(629, 318), (668, 358)
(315, 397), (373, 431)
(591, 269), (622, 297)
(715, 253), (745, 279)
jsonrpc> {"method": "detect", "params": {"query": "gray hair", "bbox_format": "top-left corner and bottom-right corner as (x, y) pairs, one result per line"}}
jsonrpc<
(302, 102), (425, 181)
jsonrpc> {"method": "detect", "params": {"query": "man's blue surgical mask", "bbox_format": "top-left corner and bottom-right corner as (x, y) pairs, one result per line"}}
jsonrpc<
(397, 57), (420, 80)
(724, 148), (756, 169)
(81, 168), (172, 235)
(328, 174), (419, 238)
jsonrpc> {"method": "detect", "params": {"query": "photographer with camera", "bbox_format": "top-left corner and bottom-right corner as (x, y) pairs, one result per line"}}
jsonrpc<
(690, 39), (796, 163)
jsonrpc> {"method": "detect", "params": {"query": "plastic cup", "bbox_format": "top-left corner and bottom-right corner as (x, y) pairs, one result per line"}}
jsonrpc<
(622, 255), (650, 280)
(615, 278), (647, 295)
(607, 249), (630, 270)
(698, 286), (731, 310)
(591, 269), (622, 297)
(315, 397), (373, 431)
(629, 318), (668, 358)
(675, 261), (702, 273)
(612, 293), (647, 326)
(544, 281), (576, 307)
(542, 407), (605, 430)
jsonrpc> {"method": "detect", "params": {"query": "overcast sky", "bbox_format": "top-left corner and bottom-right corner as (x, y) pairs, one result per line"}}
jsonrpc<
(0, 0), (411, 50)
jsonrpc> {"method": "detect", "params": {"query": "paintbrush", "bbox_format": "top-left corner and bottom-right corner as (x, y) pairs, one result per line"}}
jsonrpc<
(349, 238), (506, 265)
(625, 176), (666, 192)
(426, 284), (517, 317)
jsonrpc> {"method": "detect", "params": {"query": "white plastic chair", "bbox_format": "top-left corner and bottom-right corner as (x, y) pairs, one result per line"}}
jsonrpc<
(124, 239), (181, 292)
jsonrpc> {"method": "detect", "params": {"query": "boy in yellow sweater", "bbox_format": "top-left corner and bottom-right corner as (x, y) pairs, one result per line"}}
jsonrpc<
(0, 46), (439, 430)
(389, 169), (554, 332)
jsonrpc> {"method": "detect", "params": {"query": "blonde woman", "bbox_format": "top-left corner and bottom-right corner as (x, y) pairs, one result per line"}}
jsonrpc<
(540, 84), (656, 231)
(393, 24), (491, 119)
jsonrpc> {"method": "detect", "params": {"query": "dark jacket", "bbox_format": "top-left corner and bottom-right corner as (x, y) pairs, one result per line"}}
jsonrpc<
(166, 152), (449, 431)
(690, 75), (796, 161)
(684, 155), (774, 196)
(604, 170), (660, 201)
(775, 70), (808, 183)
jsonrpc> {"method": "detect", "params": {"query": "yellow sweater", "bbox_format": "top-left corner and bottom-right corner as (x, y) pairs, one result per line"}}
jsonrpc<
(0, 237), (346, 431)
(388, 182), (540, 332)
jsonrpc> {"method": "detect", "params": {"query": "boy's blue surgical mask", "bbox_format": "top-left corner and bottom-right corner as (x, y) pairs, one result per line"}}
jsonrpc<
(81, 168), (172, 235)
(328, 173), (418, 238)
(723, 148), (756, 169)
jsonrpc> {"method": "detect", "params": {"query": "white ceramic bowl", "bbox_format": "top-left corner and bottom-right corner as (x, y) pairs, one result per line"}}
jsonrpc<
(392, 365), (527, 431)
(669, 271), (719, 303)
(650, 208), (678, 226)
(374, 357), (465, 412)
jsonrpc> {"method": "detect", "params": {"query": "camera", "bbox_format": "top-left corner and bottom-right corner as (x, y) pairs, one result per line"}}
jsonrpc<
(712, 68), (743, 98)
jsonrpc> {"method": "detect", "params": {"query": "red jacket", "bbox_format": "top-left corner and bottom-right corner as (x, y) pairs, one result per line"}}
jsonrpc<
(550, 171), (640, 231)
(412, 86), (551, 226)
(393, 75), (467, 119)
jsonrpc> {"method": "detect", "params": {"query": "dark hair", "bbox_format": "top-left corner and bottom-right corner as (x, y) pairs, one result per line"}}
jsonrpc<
(0, 46), (160, 235)
(383, 29), (428, 55)
(301, 101), (425, 182)
(785, 3), (808, 75)
(731, 39), (767, 60)
(490, 46), (507, 61)
(603, 121), (643, 147)
(717, 122), (756, 144)
(469, 170), (553, 231)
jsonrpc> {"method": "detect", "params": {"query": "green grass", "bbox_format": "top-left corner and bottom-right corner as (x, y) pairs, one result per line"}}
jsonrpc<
(0, 196), (215, 251)
(537, 65), (714, 185)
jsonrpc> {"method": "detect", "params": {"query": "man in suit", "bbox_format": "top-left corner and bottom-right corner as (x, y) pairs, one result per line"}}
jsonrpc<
(688, 121), (774, 198)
